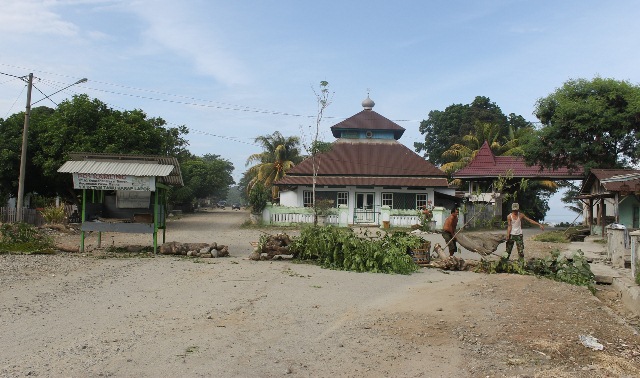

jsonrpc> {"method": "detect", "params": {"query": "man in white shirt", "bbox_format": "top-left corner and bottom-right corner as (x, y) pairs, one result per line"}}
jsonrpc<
(504, 202), (544, 261)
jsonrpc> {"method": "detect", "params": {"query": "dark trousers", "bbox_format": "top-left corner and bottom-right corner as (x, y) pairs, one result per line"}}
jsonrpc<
(442, 231), (457, 256)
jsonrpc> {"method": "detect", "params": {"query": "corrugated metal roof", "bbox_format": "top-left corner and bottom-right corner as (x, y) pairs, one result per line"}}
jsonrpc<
(59, 160), (174, 177)
(330, 110), (405, 139)
(58, 153), (183, 186)
(581, 169), (640, 193)
(453, 141), (583, 180)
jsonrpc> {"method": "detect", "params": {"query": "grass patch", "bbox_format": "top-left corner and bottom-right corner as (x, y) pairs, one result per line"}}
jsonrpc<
(532, 230), (570, 243)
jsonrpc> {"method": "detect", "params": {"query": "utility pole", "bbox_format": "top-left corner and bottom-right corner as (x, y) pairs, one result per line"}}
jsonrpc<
(16, 73), (33, 222)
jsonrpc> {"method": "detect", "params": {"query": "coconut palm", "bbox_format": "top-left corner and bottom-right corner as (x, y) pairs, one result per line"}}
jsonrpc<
(245, 131), (302, 201)
(441, 122), (501, 177)
(441, 122), (557, 191)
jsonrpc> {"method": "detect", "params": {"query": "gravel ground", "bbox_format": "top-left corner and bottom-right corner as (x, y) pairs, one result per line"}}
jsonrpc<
(1, 209), (639, 377)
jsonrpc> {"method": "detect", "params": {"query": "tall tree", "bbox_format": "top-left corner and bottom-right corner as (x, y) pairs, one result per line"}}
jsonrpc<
(245, 131), (302, 200)
(174, 154), (234, 205)
(414, 96), (509, 165)
(0, 94), (190, 202)
(440, 122), (502, 176)
(0, 106), (54, 201)
(524, 77), (640, 171)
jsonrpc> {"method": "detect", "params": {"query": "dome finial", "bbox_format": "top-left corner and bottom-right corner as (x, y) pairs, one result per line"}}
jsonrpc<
(362, 91), (375, 110)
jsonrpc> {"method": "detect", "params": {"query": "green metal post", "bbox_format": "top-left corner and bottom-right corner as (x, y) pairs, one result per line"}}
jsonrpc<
(80, 189), (86, 253)
(153, 186), (159, 254)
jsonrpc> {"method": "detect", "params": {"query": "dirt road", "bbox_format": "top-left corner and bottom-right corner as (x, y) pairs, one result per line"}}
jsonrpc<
(1, 210), (639, 377)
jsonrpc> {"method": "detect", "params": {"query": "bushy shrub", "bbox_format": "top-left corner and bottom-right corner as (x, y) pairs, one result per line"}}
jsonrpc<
(0, 223), (55, 254)
(248, 182), (270, 214)
(40, 205), (66, 224)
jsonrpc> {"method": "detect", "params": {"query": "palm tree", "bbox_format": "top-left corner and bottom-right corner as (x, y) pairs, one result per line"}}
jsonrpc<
(441, 122), (501, 177)
(245, 131), (302, 201)
(441, 122), (557, 191)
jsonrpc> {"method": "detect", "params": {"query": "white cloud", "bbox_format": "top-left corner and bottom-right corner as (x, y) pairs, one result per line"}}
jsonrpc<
(0, 0), (78, 35)
(124, 0), (250, 87)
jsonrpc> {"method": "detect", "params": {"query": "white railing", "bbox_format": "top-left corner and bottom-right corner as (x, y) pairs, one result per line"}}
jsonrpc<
(271, 213), (314, 224)
(270, 213), (339, 225)
(325, 214), (338, 225)
(390, 215), (420, 227)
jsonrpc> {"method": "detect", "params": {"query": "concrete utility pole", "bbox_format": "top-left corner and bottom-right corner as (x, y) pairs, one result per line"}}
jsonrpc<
(16, 73), (33, 222)
(14, 75), (87, 222)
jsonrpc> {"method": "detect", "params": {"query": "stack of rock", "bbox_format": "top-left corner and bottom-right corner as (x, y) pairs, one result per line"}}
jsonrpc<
(249, 233), (293, 260)
(159, 242), (229, 258)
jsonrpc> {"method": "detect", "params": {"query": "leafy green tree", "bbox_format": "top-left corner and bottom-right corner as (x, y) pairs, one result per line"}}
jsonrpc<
(0, 106), (55, 200)
(525, 77), (640, 171)
(415, 96), (511, 165)
(0, 95), (190, 203)
(177, 154), (234, 205)
(440, 122), (502, 176)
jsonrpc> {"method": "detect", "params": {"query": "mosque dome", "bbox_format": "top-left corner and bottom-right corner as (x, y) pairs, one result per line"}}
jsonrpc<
(362, 95), (375, 110)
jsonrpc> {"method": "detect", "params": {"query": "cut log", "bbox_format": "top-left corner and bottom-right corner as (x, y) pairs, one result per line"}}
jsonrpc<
(426, 243), (467, 271)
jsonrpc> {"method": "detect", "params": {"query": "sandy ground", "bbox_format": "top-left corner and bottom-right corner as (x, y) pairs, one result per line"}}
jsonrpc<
(1, 209), (640, 377)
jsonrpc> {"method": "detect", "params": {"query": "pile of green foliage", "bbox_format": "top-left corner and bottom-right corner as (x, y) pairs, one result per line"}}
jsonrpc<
(475, 249), (596, 294)
(0, 223), (55, 254)
(289, 226), (421, 274)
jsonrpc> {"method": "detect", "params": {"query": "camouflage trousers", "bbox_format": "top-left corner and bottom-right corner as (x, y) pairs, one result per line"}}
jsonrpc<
(505, 234), (525, 260)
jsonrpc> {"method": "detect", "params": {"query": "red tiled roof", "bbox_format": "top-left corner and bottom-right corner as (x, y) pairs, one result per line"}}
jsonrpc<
(275, 176), (449, 187)
(453, 141), (583, 180)
(331, 110), (405, 139)
(284, 140), (445, 177)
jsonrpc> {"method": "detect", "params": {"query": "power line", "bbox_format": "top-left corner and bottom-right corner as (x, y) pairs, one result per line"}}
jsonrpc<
(3, 67), (425, 124)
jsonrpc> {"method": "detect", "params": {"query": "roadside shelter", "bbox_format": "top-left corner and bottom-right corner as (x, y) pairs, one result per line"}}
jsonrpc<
(58, 153), (183, 253)
(577, 169), (640, 235)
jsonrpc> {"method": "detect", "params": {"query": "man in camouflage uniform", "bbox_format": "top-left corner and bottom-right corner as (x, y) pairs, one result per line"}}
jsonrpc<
(504, 203), (544, 261)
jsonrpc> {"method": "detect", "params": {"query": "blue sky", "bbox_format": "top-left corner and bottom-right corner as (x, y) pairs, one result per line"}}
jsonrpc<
(1, 0), (639, 222)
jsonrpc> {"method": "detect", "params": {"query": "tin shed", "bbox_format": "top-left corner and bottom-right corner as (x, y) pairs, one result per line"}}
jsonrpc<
(58, 153), (183, 253)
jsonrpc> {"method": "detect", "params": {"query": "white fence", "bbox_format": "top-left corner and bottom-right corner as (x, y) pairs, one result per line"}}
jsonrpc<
(269, 211), (416, 227)
(390, 215), (420, 227)
(270, 213), (338, 225)
(271, 213), (314, 224)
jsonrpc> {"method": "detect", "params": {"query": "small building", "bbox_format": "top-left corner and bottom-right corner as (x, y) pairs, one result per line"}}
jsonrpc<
(58, 153), (183, 253)
(272, 97), (455, 228)
(577, 169), (640, 235)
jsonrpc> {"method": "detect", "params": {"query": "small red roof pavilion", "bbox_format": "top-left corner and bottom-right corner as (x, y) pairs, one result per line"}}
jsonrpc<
(453, 141), (583, 180)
